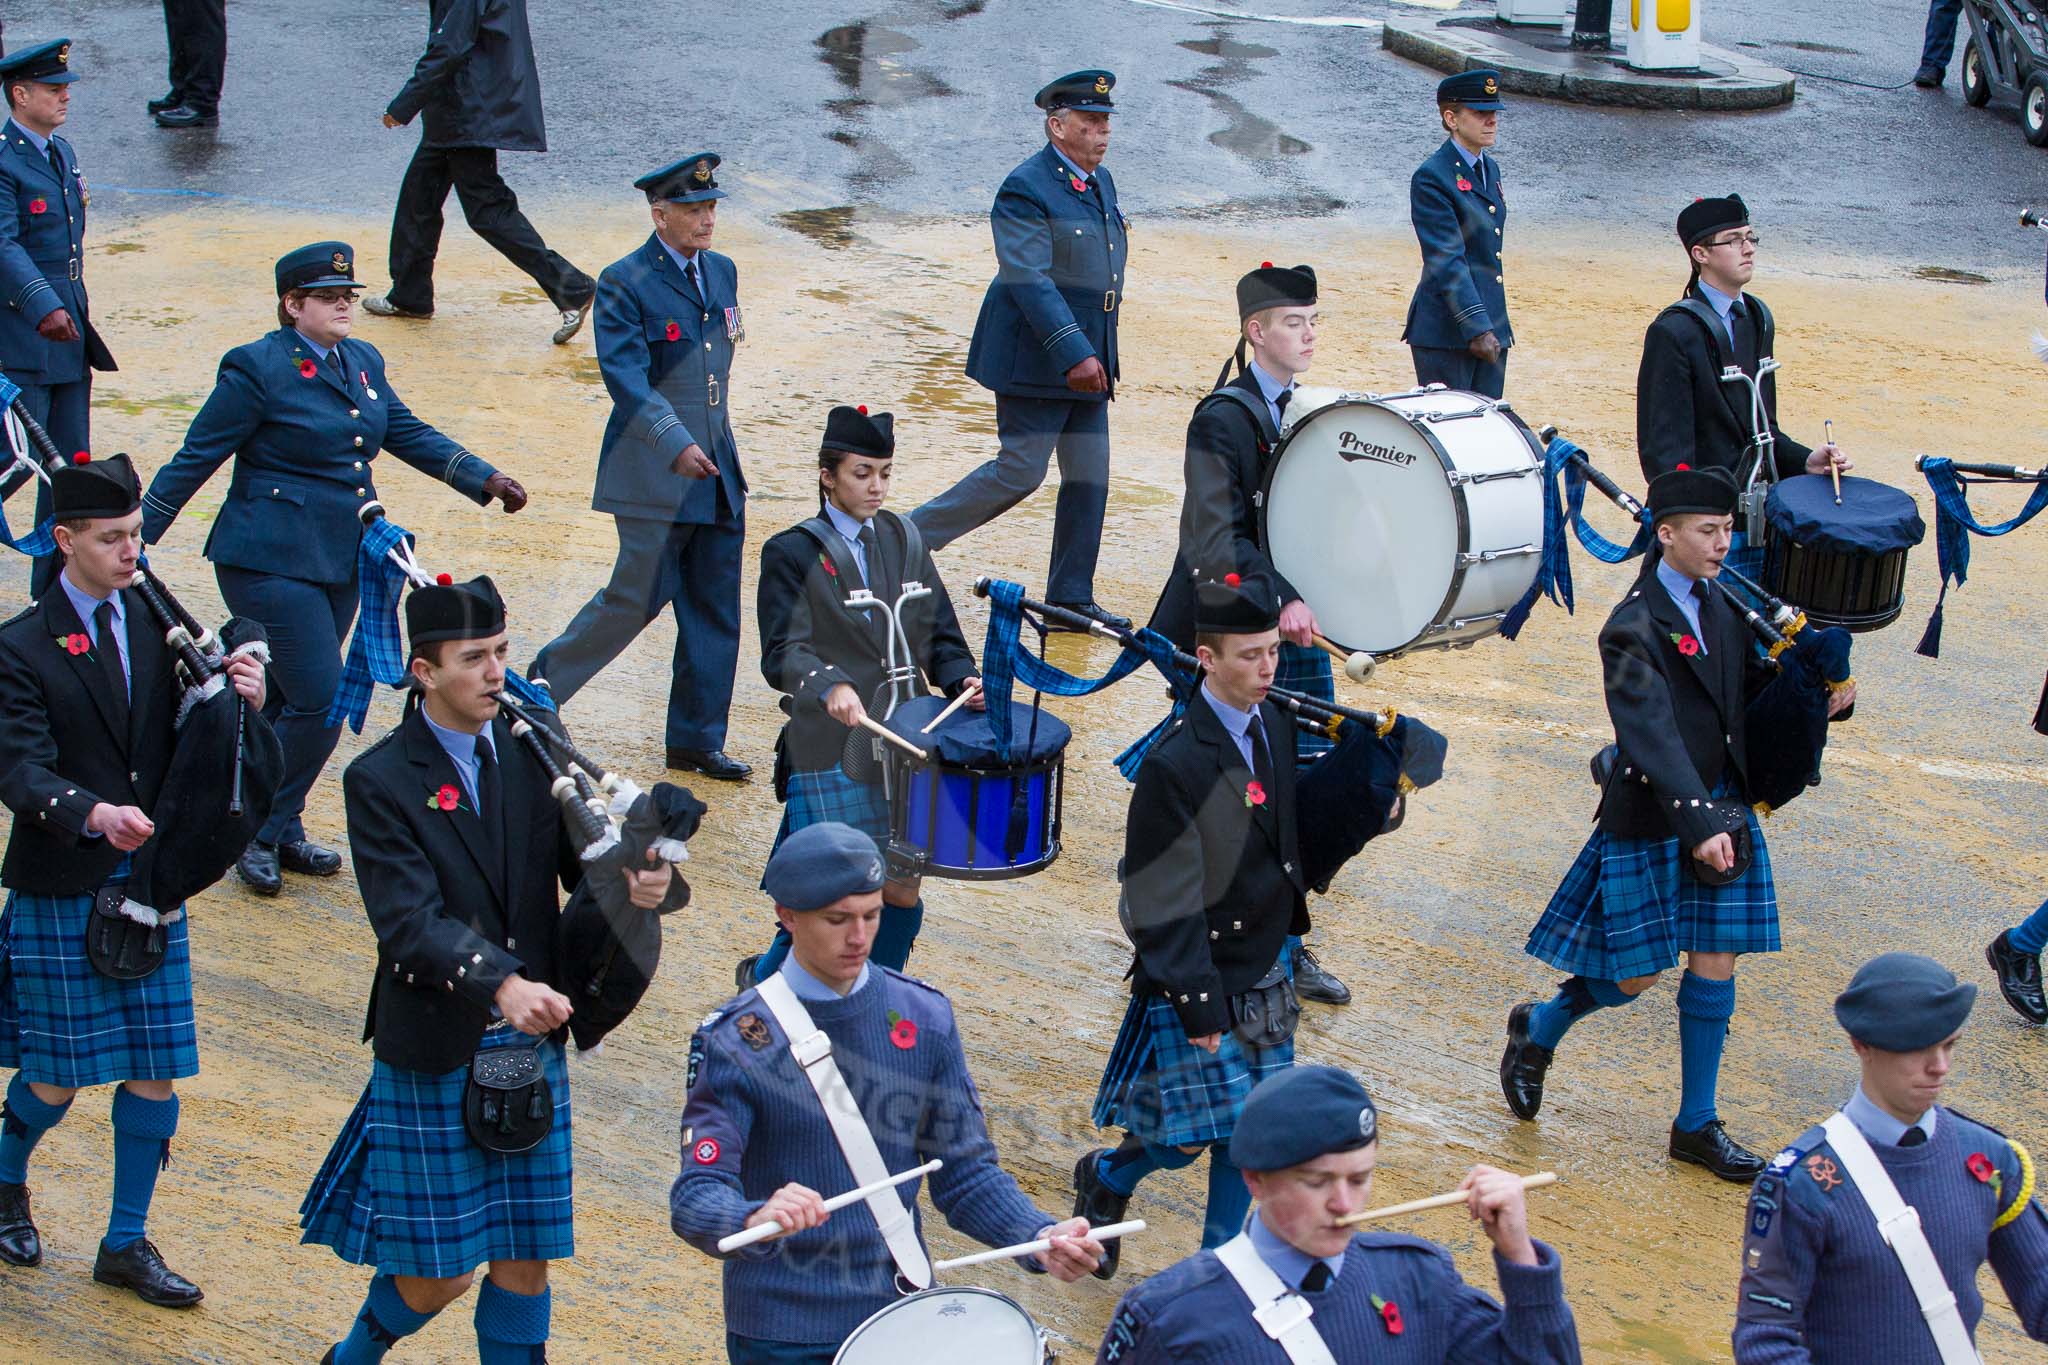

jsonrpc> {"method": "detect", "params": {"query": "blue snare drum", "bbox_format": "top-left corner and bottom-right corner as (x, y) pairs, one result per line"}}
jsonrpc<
(882, 695), (1071, 880)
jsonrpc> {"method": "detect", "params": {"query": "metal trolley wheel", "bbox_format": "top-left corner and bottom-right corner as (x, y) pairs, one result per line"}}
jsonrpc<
(2026, 71), (2048, 145)
(1965, 39), (1993, 106)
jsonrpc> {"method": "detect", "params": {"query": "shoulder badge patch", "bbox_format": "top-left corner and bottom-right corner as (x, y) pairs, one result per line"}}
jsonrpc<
(1765, 1145), (1805, 1177)
(685, 1034), (706, 1092)
(1803, 1152), (1843, 1193)
(736, 1013), (771, 1051)
(693, 1137), (721, 1165)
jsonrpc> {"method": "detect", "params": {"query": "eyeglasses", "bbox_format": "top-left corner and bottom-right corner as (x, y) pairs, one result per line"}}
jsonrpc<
(1708, 233), (1762, 250)
(305, 290), (356, 305)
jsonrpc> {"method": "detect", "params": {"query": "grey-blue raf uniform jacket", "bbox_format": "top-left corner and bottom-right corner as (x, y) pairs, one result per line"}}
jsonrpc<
(0, 120), (113, 381)
(1401, 138), (1512, 352)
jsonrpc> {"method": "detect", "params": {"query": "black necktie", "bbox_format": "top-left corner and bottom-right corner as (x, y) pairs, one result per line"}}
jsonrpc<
(1472, 156), (1484, 190)
(856, 524), (879, 592)
(1729, 298), (1759, 375)
(1275, 389), (1291, 421)
(1899, 1126), (1928, 1148)
(687, 258), (701, 296)
(329, 347), (347, 388)
(94, 600), (129, 733)
(475, 740), (500, 826)
(47, 144), (62, 182)
(1248, 712), (1274, 792)
(1300, 1261), (1333, 1293)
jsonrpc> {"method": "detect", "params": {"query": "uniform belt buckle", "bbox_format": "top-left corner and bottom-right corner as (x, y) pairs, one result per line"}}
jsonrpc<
(67, 258), (80, 282)
(708, 374), (721, 408)
(1103, 290), (1115, 313)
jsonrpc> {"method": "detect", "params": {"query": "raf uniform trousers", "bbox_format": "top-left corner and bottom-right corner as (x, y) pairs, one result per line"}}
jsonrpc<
(161, 0), (227, 115)
(1410, 344), (1507, 400)
(533, 510), (744, 752)
(14, 376), (90, 598)
(216, 565), (358, 847)
(386, 142), (595, 315)
(911, 393), (1109, 604)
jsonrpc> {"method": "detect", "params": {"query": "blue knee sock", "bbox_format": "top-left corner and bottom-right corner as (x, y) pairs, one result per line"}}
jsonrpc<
(1286, 934), (1305, 964)
(1096, 1135), (1199, 1197)
(1201, 1144), (1252, 1249)
(0, 1073), (71, 1184)
(753, 927), (793, 982)
(869, 898), (925, 973)
(1526, 977), (1636, 1049)
(2011, 896), (2048, 955)
(1675, 972), (1737, 1133)
(475, 1279), (551, 1365)
(333, 1273), (438, 1365)
(106, 1087), (178, 1249)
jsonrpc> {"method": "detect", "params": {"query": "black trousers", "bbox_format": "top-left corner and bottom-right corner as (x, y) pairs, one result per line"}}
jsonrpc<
(387, 142), (593, 314)
(161, 0), (226, 114)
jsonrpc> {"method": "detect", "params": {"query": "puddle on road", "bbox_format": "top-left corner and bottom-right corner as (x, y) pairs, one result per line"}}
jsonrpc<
(1911, 265), (1992, 285)
(776, 205), (862, 250)
(1172, 27), (1314, 159)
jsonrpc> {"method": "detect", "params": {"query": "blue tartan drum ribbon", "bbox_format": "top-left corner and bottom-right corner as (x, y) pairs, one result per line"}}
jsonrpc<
(1502, 435), (1650, 639)
(0, 365), (55, 558)
(1914, 456), (2048, 657)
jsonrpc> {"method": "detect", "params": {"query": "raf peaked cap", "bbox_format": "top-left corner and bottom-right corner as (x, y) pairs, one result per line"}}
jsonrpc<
(0, 39), (79, 87)
(1437, 68), (1504, 111)
(51, 452), (139, 520)
(406, 574), (507, 650)
(1678, 193), (1749, 248)
(1835, 952), (1976, 1052)
(764, 821), (885, 911)
(637, 153), (727, 204)
(1231, 1066), (1379, 1172)
(1647, 465), (1737, 523)
(1237, 263), (1317, 321)
(275, 241), (362, 296)
(1036, 69), (1116, 113)
(821, 404), (895, 459)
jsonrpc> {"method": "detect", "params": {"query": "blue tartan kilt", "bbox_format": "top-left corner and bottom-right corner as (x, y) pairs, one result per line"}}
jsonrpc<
(1523, 811), (1779, 981)
(299, 1030), (574, 1277)
(1091, 959), (1295, 1147)
(761, 766), (893, 891)
(1274, 642), (1335, 759)
(1726, 529), (1766, 587)
(0, 875), (199, 1088)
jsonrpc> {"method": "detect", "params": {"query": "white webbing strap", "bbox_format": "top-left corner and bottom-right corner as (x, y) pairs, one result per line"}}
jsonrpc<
(1212, 1232), (1337, 1365)
(1819, 1112), (1981, 1365)
(753, 972), (933, 1289)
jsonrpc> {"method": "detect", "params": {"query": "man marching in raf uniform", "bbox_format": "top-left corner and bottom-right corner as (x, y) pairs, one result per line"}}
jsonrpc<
(1734, 953), (2048, 1362)
(672, 822), (1103, 1364)
(532, 153), (752, 782)
(1097, 1066), (1583, 1363)
(1401, 70), (1510, 400)
(913, 70), (1131, 630)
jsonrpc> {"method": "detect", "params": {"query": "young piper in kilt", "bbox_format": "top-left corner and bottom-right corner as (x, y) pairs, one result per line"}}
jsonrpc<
(737, 404), (983, 988)
(0, 453), (264, 1305)
(300, 574), (674, 1364)
(1077, 574), (1309, 1275)
(1503, 467), (1855, 1181)
(673, 821), (1103, 1364)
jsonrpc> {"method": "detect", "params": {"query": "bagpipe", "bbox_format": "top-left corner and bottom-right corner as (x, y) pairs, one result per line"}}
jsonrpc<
(0, 374), (64, 558)
(970, 579), (1449, 895)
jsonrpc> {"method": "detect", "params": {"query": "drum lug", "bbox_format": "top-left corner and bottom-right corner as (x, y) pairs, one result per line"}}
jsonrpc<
(1424, 611), (1509, 638)
(1447, 467), (1538, 487)
(1458, 543), (1540, 565)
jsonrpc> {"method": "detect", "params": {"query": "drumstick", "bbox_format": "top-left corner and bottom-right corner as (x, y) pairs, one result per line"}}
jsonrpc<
(1312, 634), (1376, 685)
(919, 680), (982, 734)
(931, 1219), (1146, 1272)
(856, 715), (927, 762)
(1335, 1172), (1558, 1227)
(1824, 419), (1841, 505)
(715, 1159), (945, 1252)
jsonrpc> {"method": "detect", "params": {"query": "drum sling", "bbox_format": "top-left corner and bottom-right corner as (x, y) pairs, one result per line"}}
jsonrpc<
(754, 972), (935, 1289)
(1213, 1232), (1337, 1365)
(1817, 1113), (1982, 1365)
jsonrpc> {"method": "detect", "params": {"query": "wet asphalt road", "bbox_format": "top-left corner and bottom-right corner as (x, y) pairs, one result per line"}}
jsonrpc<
(17, 0), (2048, 274)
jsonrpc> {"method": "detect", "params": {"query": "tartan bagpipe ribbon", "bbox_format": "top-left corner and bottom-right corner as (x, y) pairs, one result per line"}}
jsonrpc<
(0, 369), (57, 558)
(1914, 455), (2048, 658)
(1500, 433), (1651, 638)
(976, 577), (1184, 776)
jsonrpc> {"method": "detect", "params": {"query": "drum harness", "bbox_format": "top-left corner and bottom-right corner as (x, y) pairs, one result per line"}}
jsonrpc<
(1212, 1234), (1338, 1365)
(1666, 295), (1784, 538)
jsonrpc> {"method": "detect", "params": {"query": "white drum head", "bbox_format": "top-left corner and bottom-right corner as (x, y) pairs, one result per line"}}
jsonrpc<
(834, 1287), (1044, 1363)
(1278, 384), (1346, 436)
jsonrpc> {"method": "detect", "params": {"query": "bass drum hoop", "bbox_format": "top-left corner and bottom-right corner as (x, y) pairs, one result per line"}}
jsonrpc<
(832, 1285), (1050, 1364)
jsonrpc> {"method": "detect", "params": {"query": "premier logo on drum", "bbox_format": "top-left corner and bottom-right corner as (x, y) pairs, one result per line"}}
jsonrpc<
(1336, 431), (1417, 468)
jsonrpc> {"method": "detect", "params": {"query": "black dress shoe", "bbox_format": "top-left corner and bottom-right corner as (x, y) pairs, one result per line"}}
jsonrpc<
(1292, 946), (1351, 1006)
(1071, 1148), (1131, 1280)
(278, 839), (344, 877)
(1499, 1002), (1554, 1122)
(237, 841), (282, 897)
(1047, 600), (1132, 633)
(734, 954), (763, 993)
(152, 105), (218, 129)
(0, 1181), (41, 1267)
(1913, 65), (1944, 88)
(666, 748), (751, 781)
(146, 92), (181, 115)
(1988, 930), (2048, 1025)
(1669, 1119), (1766, 1183)
(93, 1237), (204, 1307)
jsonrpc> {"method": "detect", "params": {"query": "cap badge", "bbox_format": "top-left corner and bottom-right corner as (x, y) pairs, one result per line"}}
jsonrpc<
(1094, 75), (1110, 94)
(692, 159), (713, 185)
(331, 251), (349, 274)
(56, 45), (69, 65)
(1483, 76), (1497, 95)
(866, 857), (883, 883)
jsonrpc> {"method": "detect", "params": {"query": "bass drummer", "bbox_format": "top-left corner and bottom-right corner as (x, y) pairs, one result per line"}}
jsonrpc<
(734, 404), (984, 991)
(1147, 261), (1348, 1009)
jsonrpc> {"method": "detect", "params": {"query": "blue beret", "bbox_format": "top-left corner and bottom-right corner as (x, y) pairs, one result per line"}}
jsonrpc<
(275, 241), (361, 296)
(765, 822), (884, 912)
(1036, 69), (1116, 114)
(1230, 1066), (1378, 1172)
(1834, 952), (1976, 1051)
(0, 39), (79, 87)
(637, 153), (726, 204)
(1437, 68), (1503, 111)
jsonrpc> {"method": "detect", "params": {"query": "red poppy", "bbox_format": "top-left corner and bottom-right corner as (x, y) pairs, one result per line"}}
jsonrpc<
(27, 198), (45, 215)
(1456, 178), (1472, 193)
(434, 784), (460, 811)
(818, 553), (837, 578)
(890, 1018), (918, 1049)
(63, 633), (90, 656)
(1244, 780), (1267, 808)
(1380, 1300), (1404, 1336)
(298, 358), (318, 379)
(1968, 1152), (1996, 1183)
(665, 321), (681, 342)
(1676, 635), (1700, 657)
(1070, 175), (1086, 193)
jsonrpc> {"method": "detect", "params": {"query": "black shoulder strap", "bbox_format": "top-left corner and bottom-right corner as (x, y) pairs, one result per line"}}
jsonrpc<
(875, 507), (926, 572)
(1663, 296), (1731, 372)
(1195, 386), (1280, 452)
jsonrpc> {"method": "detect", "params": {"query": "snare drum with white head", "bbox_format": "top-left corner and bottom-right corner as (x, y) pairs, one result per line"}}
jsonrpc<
(833, 1286), (1050, 1363)
(1262, 385), (1544, 657)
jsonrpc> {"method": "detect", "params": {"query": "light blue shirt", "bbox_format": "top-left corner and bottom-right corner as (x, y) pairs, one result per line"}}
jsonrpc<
(1843, 1084), (1937, 1148)
(8, 118), (50, 159)
(1050, 146), (1094, 189)
(780, 954), (872, 1002)
(1249, 1210), (1345, 1293)
(1202, 682), (1264, 771)
(823, 501), (875, 586)
(59, 569), (129, 690)
(1654, 558), (1709, 656)
(656, 235), (706, 293)
(1246, 360), (1294, 434)
(420, 708), (498, 811)
(293, 327), (340, 365)
(1697, 279), (1744, 350)
(1450, 138), (1485, 188)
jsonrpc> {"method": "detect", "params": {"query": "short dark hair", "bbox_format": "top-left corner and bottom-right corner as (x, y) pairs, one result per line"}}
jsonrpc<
(53, 516), (90, 556)
(1194, 630), (1224, 658)
(277, 289), (306, 329)
(407, 638), (452, 669)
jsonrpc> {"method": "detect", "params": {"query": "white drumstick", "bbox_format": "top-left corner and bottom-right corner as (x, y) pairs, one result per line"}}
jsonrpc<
(715, 1159), (944, 1252)
(920, 680), (982, 734)
(931, 1218), (1146, 1272)
(857, 715), (928, 762)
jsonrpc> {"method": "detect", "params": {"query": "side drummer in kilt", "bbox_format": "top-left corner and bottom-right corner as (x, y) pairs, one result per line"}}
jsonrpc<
(0, 454), (264, 1306)
(299, 575), (673, 1364)
(1077, 574), (1309, 1274)
(736, 404), (983, 988)
(1502, 467), (1854, 1181)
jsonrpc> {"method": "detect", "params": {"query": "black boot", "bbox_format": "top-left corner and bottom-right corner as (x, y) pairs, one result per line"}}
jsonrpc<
(1499, 1002), (1554, 1121)
(1987, 930), (2048, 1024)
(1669, 1120), (1766, 1183)
(1071, 1148), (1131, 1281)
(1292, 946), (1351, 1006)
(0, 1181), (41, 1266)
(237, 841), (282, 896)
(278, 839), (344, 877)
(92, 1237), (204, 1307)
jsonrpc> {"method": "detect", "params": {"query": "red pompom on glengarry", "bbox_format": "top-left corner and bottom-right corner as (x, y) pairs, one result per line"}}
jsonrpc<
(71, 451), (89, 464)
(1224, 572), (1241, 588)
(857, 404), (868, 414)
(1260, 261), (1273, 269)
(435, 572), (452, 586)
(1676, 462), (1691, 471)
